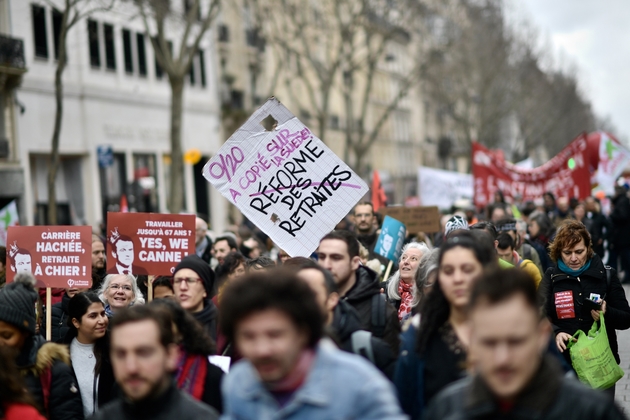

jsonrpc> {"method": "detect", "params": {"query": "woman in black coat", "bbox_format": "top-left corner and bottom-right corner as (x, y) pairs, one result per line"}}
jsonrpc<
(540, 219), (630, 397)
(62, 292), (117, 417)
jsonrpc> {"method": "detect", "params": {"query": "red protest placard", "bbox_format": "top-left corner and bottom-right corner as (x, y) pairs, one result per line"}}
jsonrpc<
(106, 212), (195, 275)
(6, 226), (93, 288)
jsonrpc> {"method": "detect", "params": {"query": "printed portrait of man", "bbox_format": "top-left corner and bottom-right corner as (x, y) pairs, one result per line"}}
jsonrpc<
(8, 242), (32, 274)
(108, 228), (148, 275)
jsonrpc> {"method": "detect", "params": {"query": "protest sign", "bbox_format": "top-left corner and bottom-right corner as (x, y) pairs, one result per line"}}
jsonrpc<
(380, 206), (440, 233)
(374, 216), (407, 262)
(472, 134), (591, 207)
(202, 98), (369, 257)
(106, 212), (195, 275)
(418, 166), (473, 210)
(0, 200), (19, 246)
(6, 226), (92, 288)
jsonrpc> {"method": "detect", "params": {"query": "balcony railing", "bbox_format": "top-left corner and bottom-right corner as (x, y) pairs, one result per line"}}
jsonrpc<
(0, 34), (26, 70)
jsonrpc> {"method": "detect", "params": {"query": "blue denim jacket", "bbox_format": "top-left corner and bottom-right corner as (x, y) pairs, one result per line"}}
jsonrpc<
(221, 341), (408, 420)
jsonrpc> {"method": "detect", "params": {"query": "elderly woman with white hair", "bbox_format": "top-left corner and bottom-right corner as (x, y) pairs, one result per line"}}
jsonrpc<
(384, 242), (430, 322)
(98, 274), (144, 317)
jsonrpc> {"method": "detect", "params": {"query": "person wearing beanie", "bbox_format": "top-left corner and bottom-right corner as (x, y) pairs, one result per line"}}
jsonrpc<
(172, 255), (219, 340)
(0, 273), (83, 419)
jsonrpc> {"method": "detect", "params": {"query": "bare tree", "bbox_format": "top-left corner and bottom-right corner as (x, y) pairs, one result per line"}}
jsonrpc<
(45, 0), (115, 225)
(135, 0), (220, 214)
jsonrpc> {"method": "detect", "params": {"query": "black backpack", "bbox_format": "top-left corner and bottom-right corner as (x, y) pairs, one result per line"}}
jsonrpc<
(370, 293), (387, 338)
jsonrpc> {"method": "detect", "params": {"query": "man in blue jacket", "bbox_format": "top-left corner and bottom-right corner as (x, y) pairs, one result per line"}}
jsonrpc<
(220, 270), (406, 419)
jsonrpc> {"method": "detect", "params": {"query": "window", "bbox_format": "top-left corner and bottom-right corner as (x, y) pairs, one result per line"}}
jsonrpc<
(87, 20), (100, 67)
(329, 115), (340, 130)
(122, 29), (133, 73)
(136, 33), (147, 76)
(218, 24), (229, 42)
(198, 50), (206, 87)
(104, 24), (116, 70)
(32, 5), (48, 58)
(230, 90), (244, 109)
(51, 9), (62, 59)
(188, 57), (195, 85)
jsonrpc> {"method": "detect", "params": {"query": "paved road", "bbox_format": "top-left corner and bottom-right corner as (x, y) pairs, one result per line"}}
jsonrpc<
(615, 285), (630, 415)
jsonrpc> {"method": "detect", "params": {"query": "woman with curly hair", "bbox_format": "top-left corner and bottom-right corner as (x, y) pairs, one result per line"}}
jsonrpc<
(150, 298), (224, 413)
(540, 219), (630, 398)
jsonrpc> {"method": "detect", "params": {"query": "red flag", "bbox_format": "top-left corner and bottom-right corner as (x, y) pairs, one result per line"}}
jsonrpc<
(371, 170), (387, 212)
(120, 194), (129, 213)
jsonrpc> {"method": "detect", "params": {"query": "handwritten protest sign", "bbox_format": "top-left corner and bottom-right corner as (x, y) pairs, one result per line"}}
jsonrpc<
(203, 98), (369, 257)
(107, 212), (195, 275)
(379, 206), (441, 233)
(374, 216), (407, 262)
(6, 226), (92, 288)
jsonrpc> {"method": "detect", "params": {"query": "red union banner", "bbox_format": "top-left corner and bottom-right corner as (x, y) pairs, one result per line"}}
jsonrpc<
(6, 226), (92, 288)
(472, 134), (591, 207)
(106, 212), (195, 275)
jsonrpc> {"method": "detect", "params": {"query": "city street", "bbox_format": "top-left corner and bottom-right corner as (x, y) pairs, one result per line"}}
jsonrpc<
(616, 285), (630, 414)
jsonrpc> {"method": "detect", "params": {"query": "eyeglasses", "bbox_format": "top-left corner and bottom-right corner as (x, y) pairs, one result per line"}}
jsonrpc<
(110, 284), (133, 292)
(172, 277), (202, 285)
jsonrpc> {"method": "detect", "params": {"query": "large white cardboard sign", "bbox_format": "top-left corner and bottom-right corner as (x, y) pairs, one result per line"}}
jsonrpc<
(203, 98), (368, 257)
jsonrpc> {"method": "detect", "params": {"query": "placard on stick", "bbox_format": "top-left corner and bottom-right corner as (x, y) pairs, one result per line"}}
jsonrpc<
(379, 206), (441, 233)
(6, 226), (92, 288)
(106, 212), (195, 275)
(202, 98), (369, 257)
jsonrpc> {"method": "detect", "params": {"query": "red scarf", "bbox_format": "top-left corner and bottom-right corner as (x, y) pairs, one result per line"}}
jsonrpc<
(398, 280), (414, 321)
(176, 350), (207, 400)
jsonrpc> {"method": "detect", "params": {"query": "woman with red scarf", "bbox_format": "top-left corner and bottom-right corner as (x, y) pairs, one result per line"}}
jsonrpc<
(151, 298), (224, 413)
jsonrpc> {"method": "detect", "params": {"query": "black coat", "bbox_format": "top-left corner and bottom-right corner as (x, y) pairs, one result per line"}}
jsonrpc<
(200, 360), (224, 413)
(332, 300), (397, 379)
(609, 193), (630, 248)
(343, 266), (400, 353)
(17, 335), (84, 420)
(197, 237), (214, 264)
(424, 355), (625, 420)
(49, 292), (71, 343)
(539, 255), (630, 364)
(89, 381), (219, 420)
(586, 211), (610, 257)
(193, 300), (218, 341)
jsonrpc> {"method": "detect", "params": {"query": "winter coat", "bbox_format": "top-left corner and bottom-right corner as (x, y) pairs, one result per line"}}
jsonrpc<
(193, 299), (218, 341)
(48, 292), (70, 343)
(586, 211), (609, 257)
(332, 300), (397, 379)
(0, 403), (46, 420)
(222, 343), (407, 420)
(539, 254), (630, 364)
(424, 355), (625, 420)
(393, 317), (425, 419)
(89, 381), (219, 420)
(343, 266), (400, 353)
(175, 351), (224, 413)
(17, 335), (83, 420)
(609, 193), (630, 248)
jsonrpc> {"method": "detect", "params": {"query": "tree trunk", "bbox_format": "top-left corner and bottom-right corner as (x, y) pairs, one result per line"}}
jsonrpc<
(167, 76), (185, 214)
(47, 14), (69, 225)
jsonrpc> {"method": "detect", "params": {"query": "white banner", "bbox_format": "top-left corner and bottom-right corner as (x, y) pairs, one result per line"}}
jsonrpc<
(596, 132), (630, 195)
(203, 98), (368, 257)
(418, 166), (473, 209)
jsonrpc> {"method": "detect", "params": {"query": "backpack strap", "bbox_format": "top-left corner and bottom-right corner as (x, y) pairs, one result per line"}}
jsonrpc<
(371, 293), (387, 338)
(351, 330), (375, 364)
(40, 365), (52, 417)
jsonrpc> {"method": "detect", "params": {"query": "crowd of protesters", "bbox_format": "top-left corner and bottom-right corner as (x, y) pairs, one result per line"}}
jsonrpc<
(0, 186), (629, 419)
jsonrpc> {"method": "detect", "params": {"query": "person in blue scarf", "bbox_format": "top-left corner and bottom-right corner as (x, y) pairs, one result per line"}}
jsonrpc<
(539, 219), (630, 399)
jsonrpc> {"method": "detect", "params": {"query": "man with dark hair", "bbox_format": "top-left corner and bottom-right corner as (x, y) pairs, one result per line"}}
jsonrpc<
(496, 218), (543, 274)
(425, 268), (625, 419)
(212, 235), (238, 266)
(91, 305), (218, 420)
(470, 222), (514, 268)
(295, 263), (397, 379)
(352, 201), (390, 267)
(317, 230), (400, 352)
(496, 233), (542, 287)
(220, 271), (406, 419)
(245, 256), (276, 272)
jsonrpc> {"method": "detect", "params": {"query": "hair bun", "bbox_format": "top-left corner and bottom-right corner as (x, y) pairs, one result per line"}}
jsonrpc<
(13, 272), (37, 289)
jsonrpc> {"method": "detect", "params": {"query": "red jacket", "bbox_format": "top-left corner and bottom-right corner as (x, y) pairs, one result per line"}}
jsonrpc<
(2, 403), (46, 420)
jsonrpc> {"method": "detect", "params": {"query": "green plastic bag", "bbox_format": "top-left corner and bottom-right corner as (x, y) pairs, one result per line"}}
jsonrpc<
(567, 313), (624, 389)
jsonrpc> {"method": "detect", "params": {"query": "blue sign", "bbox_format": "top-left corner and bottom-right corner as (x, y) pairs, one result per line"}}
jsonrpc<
(374, 215), (407, 262)
(97, 145), (114, 168)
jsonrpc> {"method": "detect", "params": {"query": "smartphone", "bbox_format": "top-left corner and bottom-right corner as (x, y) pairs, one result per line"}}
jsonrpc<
(583, 298), (602, 312)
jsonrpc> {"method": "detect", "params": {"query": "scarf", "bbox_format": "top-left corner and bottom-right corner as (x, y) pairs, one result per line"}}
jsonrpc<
(558, 259), (592, 277)
(398, 280), (414, 321)
(176, 350), (208, 400)
(104, 304), (114, 317)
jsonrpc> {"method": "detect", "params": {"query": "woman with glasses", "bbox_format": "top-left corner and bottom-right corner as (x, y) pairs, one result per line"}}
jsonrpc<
(384, 242), (430, 322)
(97, 274), (144, 317)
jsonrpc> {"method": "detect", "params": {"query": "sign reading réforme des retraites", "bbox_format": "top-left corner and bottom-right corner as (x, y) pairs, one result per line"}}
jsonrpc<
(203, 98), (369, 257)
